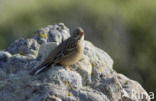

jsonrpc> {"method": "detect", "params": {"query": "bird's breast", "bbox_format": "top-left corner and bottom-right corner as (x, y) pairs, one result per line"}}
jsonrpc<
(60, 40), (84, 66)
(77, 40), (83, 52)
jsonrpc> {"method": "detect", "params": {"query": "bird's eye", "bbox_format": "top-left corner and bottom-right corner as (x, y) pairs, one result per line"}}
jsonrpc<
(74, 32), (78, 36)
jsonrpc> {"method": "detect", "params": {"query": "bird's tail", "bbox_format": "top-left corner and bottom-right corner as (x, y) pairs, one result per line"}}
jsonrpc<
(29, 63), (52, 75)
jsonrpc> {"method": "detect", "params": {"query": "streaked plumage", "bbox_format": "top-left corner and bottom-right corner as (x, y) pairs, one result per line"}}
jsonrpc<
(30, 27), (85, 75)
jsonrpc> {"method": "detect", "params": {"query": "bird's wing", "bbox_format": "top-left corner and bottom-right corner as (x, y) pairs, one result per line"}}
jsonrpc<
(53, 38), (78, 61)
(29, 38), (78, 75)
(37, 38), (77, 66)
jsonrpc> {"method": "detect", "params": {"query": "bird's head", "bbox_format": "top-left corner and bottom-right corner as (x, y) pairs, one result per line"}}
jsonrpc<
(72, 27), (85, 40)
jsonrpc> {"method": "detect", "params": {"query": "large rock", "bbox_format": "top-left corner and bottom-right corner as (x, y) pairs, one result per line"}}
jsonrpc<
(0, 23), (150, 101)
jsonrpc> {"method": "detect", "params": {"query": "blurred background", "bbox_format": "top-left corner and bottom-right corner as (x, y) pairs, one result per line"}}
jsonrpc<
(0, 0), (155, 94)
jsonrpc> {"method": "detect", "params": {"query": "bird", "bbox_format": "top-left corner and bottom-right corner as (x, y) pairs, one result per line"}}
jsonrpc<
(30, 27), (85, 75)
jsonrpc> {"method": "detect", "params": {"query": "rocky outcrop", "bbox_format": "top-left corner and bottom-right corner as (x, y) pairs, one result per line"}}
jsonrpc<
(0, 23), (150, 101)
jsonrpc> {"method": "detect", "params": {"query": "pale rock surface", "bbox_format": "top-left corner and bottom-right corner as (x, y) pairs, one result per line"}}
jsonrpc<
(37, 42), (57, 61)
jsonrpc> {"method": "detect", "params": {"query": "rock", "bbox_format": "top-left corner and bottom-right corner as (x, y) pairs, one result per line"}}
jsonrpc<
(0, 68), (7, 80)
(37, 66), (82, 90)
(0, 23), (150, 101)
(7, 38), (39, 56)
(72, 55), (92, 85)
(78, 88), (109, 101)
(84, 41), (113, 69)
(34, 23), (70, 44)
(48, 23), (70, 44)
(117, 73), (150, 101)
(37, 42), (57, 61)
(0, 51), (12, 69)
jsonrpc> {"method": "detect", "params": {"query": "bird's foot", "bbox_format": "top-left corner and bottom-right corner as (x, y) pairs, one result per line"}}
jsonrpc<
(65, 66), (75, 71)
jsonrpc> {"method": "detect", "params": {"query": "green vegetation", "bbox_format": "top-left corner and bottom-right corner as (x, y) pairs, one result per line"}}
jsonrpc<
(0, 0), (156, 93)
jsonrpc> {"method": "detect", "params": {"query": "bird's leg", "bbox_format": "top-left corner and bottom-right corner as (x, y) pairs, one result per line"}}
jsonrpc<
(65, 65), (75, 71)
(65, 65), (72, 69)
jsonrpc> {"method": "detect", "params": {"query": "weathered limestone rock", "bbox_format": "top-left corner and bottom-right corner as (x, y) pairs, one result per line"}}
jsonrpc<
(0, 23), (150, 101)
(7, 38), (39, 56)
(33, 23), (70, 44)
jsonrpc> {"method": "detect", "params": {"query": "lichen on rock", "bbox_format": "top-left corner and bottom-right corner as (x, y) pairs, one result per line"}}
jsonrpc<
(0, 23), (150, 101)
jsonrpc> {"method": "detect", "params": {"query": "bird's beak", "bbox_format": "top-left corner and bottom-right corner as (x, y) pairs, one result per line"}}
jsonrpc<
(81, 32), (85, 36)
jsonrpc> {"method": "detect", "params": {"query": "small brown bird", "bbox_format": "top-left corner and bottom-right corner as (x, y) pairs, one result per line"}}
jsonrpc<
(30, 27), (85, 75)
